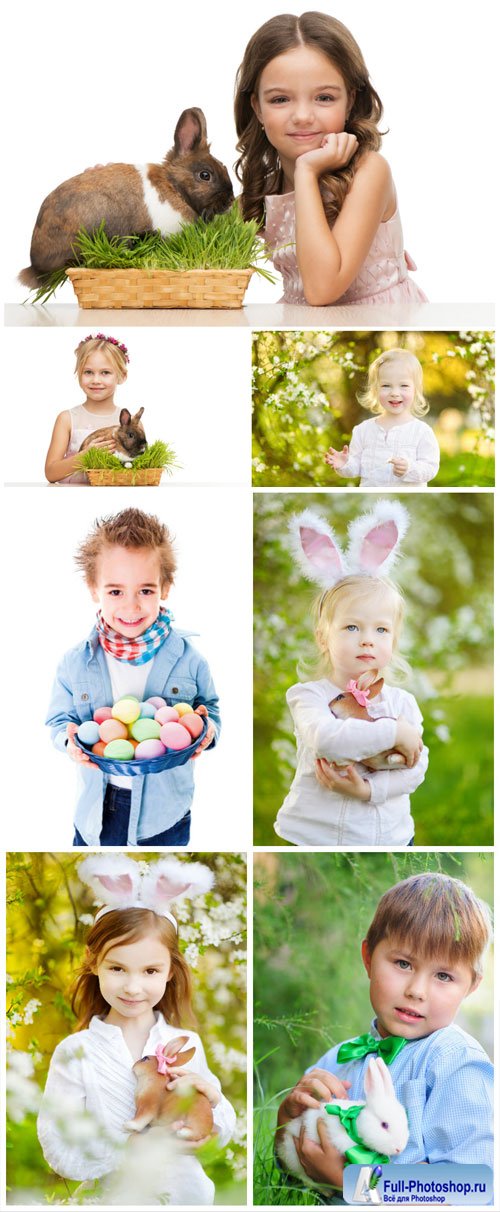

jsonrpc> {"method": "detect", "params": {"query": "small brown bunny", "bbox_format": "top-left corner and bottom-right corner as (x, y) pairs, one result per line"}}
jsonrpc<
(19, 108), (234, 287)
(329, 677), (406, 771)
(124, 1035), (214, 1142)
(79, 406), (147, 467)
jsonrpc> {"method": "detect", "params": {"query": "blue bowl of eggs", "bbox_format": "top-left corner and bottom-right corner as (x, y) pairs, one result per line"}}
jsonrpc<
(74, 695), (208, 776)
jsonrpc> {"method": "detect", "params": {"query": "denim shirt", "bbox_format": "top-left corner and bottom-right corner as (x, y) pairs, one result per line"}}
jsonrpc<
(45, 625), (220, 845)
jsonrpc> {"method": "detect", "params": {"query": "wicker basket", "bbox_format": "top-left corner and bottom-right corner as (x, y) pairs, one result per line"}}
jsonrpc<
(84, 468), (163, 486)
(66, 266), (253, 309)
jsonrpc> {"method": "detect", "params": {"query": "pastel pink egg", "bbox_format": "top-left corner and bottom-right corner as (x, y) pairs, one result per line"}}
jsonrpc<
(94, 706), (113, 724)
(160, 722), (192, 750)
(155, 705), (180, 725)
(178, 712), (204, 740)
(99, 718), (129, 743)
(147, 696), (167, 710)
(135, 739), (167, 760)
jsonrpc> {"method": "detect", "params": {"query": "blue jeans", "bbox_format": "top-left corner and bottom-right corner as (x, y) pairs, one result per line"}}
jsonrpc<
(73, 785), (191, 847)
(407, 837), (415, 846)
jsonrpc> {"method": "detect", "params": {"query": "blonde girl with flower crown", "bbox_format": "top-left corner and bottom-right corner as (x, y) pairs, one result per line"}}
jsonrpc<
(325, 349), (441, 487)
(274, 502), (428, 847)
(45, 333), (129, 485)
(37, 857), (236, 1206)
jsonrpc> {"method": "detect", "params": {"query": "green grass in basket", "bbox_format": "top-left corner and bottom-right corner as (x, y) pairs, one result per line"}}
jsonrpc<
(29, 204), (276, 302)
(77, 440), (178, 473)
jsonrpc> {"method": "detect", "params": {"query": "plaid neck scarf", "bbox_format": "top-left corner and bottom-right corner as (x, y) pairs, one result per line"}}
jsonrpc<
(96, 606), (172, 665)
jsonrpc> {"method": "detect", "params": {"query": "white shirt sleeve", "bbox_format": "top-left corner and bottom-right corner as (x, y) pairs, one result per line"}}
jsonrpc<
(400, 424), (440, 484)
(364, 691), (429, 803)
(335, 423), (364, 478)
(37, 1040), (120, 1181)
(188, 1033), (236, 1147)
(287, 682), (397, 762)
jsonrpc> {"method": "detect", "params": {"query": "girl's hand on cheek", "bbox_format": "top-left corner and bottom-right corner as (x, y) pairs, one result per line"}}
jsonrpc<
(66, 723), (99, 770)
(295, 131), (358, 178)
(315, 758), (371, 800)
(294, 1119), (345, 1188)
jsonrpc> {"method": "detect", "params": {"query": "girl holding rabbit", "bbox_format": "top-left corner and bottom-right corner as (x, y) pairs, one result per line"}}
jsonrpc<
(274, 501), (428, 847)
(37, 856), (236, 1206)
(45, 334), (129, 486)
(235, 12), (427, 307)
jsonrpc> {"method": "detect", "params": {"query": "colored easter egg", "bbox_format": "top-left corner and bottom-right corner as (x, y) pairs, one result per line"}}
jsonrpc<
(93, 706), (113, 725)
(139, 701), (156, 719)
(173, 702), (192, 717)
(135, 739), (167, 760)
(104, 739), (135, 760)
(130, 718), (162, 742)
(160, 722), (192, 750)
(99, 718), (129, 743)
(91, 741), (108, 756)
(147, 696), (167, 710)
(112, 698), (141, 725)
(121, 695), (140, 703)
(155, 705), (180, 725)
(178, 712), (204, 740)
(77, 721), (101, 746)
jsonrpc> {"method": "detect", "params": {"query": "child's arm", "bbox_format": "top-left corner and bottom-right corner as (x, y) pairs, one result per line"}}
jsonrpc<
(190, 656), (221, 756)
(276, 1070), (350, 1190)
(389, 427), (441, 484)
(288, 683), (398, 764)
(45, 412), (116, 484)
(294, 147), (395, 305)
(361, 693), (428, 803)
(45, 655), (98, 769)
(37, 1041), (118, 1180)
(171, 1033), (235, 1146)
(325, 424), (363, 479)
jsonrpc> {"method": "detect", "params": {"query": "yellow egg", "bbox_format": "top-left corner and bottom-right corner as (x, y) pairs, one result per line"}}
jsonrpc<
(174, 702), (193, 716)
(112, 698), (141, 725)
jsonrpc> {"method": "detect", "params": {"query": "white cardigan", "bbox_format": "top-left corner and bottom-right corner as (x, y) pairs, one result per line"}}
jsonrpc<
(336, 417), (440, 486)
(274, 678), (428, 846)
(37, 1012), (236, 1204)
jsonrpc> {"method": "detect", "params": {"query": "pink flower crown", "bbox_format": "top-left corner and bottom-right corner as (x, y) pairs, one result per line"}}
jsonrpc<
(78, 333), (129, 363)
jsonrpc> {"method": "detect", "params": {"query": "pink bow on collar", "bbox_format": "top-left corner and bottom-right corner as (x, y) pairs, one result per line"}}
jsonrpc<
(346, 679), (371, 708)
(155, 1043), (177, 1074)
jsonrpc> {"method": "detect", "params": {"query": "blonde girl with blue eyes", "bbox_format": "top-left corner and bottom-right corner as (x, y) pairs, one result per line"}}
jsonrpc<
(274, 502), (428, 847)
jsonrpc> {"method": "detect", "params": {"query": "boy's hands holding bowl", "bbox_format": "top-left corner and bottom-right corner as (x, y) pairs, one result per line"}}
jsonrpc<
(66, 723), (99, 770)
(190, 705), (216, 759)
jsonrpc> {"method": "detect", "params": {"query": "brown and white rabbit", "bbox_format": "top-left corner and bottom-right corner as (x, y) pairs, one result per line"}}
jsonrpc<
(124, 1035), (214, 1142)
(79, 406), (147, 467)
(19, 108), (234, 287)
(329, 678), (406, 771)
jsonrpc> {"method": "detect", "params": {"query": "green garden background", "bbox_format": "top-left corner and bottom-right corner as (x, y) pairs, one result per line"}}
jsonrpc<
(6, 852), (246, 1206)
(253, 851), (494, 1206)
(252, 331), (494, 488)
(254, 492), (493, 846)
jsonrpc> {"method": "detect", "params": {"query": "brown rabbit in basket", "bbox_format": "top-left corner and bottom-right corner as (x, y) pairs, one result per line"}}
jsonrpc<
(329, 677), (406, 771)
(19, 108), (234, 288)
(124, 1035), (214, 1141)
(79, 406), (147, 467)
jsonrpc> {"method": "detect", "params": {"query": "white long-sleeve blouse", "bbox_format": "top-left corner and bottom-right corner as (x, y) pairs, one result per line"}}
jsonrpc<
(336, 417), (440, 487)
(274, 678), (428, 846)
(37, 1012), (236, 1202)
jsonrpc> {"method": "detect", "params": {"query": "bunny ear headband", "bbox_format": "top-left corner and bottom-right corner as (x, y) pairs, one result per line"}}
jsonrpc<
(78, 855), (214, 931)
(289, 500), (409, 591)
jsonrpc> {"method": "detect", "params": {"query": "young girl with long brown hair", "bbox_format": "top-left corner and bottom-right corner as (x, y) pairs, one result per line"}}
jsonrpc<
(37, 857), (236, 1205)
(235, 12), (427, 306)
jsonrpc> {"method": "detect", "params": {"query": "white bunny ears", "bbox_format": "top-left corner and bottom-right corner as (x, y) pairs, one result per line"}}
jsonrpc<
(78, 855), (214, 931)
(289, 500), (409, 590)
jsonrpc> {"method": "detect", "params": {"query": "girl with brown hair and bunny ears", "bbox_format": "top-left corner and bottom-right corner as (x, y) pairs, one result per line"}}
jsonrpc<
(37, 856), (236, 1206)
(274, 500), (428, 848)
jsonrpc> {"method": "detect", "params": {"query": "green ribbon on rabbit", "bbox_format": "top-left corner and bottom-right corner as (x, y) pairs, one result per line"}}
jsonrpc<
(337, 1033), (407, 1066)
(325, 1102), (390, 1167)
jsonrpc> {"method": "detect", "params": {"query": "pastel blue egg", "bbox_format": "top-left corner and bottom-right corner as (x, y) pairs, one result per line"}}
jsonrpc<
(78, 721), (100, 746)
(139, 701), (156, 719)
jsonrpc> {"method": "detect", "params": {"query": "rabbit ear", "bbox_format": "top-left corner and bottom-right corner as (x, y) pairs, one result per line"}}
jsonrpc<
(374, 1056), (396, 1096)
(78, 855), (141, 908)
(141, 858), (214, 912)
(134, 407), (145, 422)
(119, 408), (132, 426)
(364, 1057), (387, 1101)
(289, 509), (346, 589)
(366, 677), (385, 699)
(174, 107), (207, 154)
(346, 500), (409, 577)
(163, 1035), (191, 1058)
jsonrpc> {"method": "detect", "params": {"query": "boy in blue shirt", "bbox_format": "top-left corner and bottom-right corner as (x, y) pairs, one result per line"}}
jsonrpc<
(46, 507), (220, 847)
(276, 872), (493, 1193)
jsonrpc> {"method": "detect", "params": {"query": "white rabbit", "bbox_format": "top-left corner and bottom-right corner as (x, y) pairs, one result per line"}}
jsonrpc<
(276, 1057), (408, 1188)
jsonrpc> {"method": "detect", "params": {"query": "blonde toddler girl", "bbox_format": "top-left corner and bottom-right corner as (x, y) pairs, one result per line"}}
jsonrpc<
(45, 333), (129, 485)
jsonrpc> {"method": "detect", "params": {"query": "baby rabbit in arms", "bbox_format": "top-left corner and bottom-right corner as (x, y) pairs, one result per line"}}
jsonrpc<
(124, 1035), (214, 1142)
(276, 1058), (408, 1187)
(328, 678), (406, 771)
(20, 108), (234, 287)
(79, 407), (147, 467)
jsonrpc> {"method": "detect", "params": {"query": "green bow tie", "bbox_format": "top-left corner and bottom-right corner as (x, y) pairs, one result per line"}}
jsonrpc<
(337, 1032), (407, 1066)
(325, 1102), (389, 1167)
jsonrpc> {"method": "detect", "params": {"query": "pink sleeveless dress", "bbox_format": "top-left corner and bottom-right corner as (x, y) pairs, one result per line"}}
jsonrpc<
(56, 402), (120, 485)
(264, 191), (428, 305)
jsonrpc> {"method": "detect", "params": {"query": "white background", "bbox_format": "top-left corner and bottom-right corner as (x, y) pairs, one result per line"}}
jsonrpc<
(4, 0), (497, 305)
(4, 326), (251, 485)
(3, 487), (253, 851)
